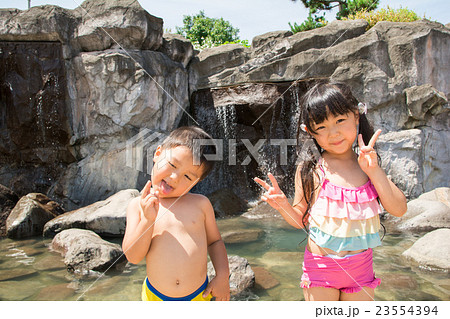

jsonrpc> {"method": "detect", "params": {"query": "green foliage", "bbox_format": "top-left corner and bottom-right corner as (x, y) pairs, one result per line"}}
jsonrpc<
(342, 6), (421, 30)
(176, 10), (244, 50)
(295, 0), (379, 19)
(289, 12), (328, 33)
(337, 0), (380, 19)
(223, 39), (250, 48)
(289, 0), (378, 33)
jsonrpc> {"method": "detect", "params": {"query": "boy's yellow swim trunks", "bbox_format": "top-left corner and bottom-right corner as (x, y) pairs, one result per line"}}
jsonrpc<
(141, 277), (212, 301)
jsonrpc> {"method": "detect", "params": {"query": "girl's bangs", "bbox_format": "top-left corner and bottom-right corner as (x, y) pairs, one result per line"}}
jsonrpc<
(307, 89), (355, 129)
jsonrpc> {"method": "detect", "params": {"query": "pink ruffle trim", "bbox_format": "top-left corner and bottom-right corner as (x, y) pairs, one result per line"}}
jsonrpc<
(300, 277), (381, 293)
(319, 179), (379, 203)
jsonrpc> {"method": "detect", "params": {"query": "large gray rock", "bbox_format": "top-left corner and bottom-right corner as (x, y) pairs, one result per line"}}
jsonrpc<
(0, 1), (164, 57)
(402, 228), (450, 270)
(387, 188), (450, 232)
(377, 130), (424, 198)
(159, 33), (194, 68)
(50, 228), (126, 272)
(207, 255), (255, 296)
(57, 47), (188, 208)
(73, 0), (163, 52)
(6, 193), (64, 238)
(403, 84), (448, 129)
(0, 6), (77, 43)
(43, 189), (139, 237)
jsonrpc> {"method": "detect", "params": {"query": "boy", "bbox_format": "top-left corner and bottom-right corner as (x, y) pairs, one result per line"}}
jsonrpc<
(122, 126), (230, 301)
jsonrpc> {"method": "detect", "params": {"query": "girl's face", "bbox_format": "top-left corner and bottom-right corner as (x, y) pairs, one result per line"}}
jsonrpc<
(309, 111), (359, 155)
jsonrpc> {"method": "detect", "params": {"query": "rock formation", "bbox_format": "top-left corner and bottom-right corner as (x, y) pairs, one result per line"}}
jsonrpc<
(0, 0), (448, 210)
(6, 193), (64, 238)
(50, 228), (126, 273)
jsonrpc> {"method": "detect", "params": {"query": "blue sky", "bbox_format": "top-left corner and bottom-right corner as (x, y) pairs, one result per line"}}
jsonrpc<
(1, 0), (449, 41)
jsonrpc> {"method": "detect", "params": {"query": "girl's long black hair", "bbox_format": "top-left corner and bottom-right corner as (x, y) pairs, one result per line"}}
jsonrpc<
(295, 80), (378, 228)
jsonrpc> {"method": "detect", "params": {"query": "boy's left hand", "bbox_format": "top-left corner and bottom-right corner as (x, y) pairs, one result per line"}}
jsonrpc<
(203, 275), (230, 301)
(358, 129), (382, 175)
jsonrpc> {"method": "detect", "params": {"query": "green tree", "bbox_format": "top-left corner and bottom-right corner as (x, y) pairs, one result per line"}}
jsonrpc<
(292, 0), (380, 19)
(176, 11), (243, 49)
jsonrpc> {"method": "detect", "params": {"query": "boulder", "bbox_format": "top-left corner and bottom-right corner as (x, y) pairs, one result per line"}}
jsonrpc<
(73, 0), (163, 52)
(403, 84), (448, 129)
(159, 33), (194, 68)
(251, 30), (293, 56)
(207, 188), (248, 218)
(51, 228), (126, 273)
(0, 184), (19, 237)
(221, 229), (265, 244)
(207, 255), (255, 296)
(377, 130), (424, 198)
(387, 188), (450, 232)
(43, 189), (139, 237)
(402, 228), (450, 270)
(253, 266), (280, 290)
(0, 6), (77, 43)
(6, 193), (64, 238)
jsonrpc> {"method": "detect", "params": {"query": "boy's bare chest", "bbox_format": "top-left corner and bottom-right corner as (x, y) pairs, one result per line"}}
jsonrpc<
(152, 206), (205, 236)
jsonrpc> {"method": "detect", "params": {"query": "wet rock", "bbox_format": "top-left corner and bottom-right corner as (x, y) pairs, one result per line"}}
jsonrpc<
(33, 255), (66, 271)
(253, 266), (280, 290)
(0, 1), (187, 210)
(0, 280), (42, 301)
(0, 269), (38, 281)
(387, 188), (450, 232)
(43, 189), (139, 237)
(0, 184), (19, 237)
(6, 193), (65, 238)
(159, 33), (194, 68)
(207, 255), (255, 296)
(222, 229), (265, 244)
(34, 283), (77, 301)
(402, 228), (450, 270)
(379, 273), (418, 290)
(50, 228), (126, 273)
(207, 188), (248, 218)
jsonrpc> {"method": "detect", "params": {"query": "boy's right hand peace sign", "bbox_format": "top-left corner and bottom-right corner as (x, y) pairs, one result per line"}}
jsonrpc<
(139, 180), (159, 222)
(254, 173), (289, 211)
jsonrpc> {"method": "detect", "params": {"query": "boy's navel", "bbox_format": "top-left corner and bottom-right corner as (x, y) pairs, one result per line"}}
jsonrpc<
(176, 279), (180, 285)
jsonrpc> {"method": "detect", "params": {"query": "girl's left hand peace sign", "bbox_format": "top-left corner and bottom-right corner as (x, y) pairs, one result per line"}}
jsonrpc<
(358, 129), (382, 174)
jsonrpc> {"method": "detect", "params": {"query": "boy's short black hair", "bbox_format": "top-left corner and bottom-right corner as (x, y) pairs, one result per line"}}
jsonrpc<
(161, 126), (216, 180)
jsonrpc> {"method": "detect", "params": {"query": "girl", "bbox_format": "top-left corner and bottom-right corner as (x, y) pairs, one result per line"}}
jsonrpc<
(254, 81), (407, 301)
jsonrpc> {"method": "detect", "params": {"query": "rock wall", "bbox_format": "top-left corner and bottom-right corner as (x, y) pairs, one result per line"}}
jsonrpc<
(1, 0), (192, 209)
(188, 19), (450, 198)
(0, 0), (448, 210)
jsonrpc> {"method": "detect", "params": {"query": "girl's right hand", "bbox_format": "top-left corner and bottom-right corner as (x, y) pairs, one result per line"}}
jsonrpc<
(254, 173), (290, 211)
(139, 180), (159, 222)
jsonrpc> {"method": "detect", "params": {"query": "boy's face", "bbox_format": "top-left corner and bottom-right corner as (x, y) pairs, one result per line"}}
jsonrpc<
(151, 145), (205, 198)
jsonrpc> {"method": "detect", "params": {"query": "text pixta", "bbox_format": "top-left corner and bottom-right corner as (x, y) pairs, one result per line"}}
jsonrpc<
(316, 306), (359, 318)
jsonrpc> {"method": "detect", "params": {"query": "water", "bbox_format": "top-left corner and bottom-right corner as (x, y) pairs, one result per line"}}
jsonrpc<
(0, 214), (448, 301)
